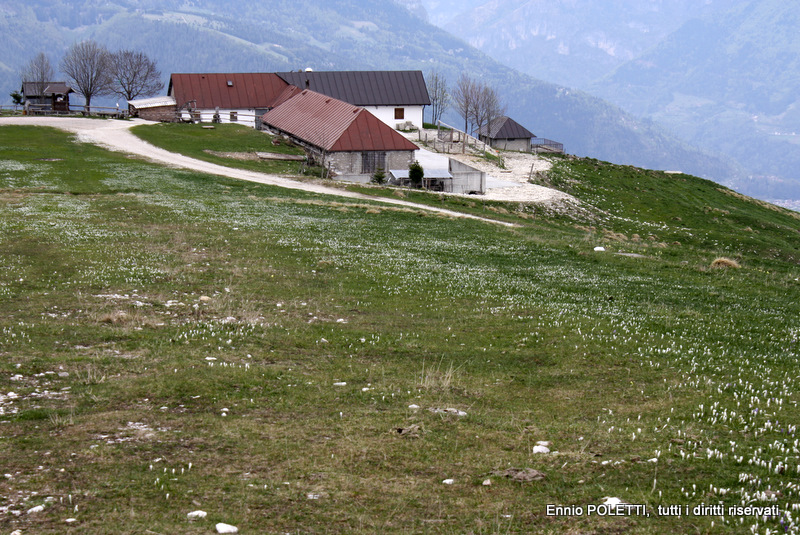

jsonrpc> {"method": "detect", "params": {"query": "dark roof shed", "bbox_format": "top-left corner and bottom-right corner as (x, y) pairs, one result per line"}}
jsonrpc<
(480, 116), (536, 140)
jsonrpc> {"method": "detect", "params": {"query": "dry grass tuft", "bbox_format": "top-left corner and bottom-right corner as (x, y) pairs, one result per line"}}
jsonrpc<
(603, 230), (628, 242)
(418, 359), (460, 391)
(98, 310), (132, 325)
(710, 257), (741, 269)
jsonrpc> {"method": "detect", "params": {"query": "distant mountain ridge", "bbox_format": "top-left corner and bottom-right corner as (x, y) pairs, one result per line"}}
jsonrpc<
(421, 0), (800, 201)
(0, 0), (740, 194)
(589, 0), (800, 199)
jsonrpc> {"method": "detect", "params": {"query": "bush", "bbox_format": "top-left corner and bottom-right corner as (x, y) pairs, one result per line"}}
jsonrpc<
(710, 257), (741, 269)
(371, 167), (386, 185)
(409, 160), (424, 187)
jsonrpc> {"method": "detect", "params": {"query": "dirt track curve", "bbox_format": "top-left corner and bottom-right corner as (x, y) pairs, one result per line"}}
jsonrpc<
(0, 117), (517, 227)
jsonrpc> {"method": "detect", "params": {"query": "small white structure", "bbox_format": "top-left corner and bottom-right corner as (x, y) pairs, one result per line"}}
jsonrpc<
(389, 159), (485, 194)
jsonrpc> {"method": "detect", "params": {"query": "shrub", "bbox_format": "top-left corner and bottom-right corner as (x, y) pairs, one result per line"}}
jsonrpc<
(371, 167), (386, 185)
(710, 257), (741, 269)
(409, 160), (424, 187)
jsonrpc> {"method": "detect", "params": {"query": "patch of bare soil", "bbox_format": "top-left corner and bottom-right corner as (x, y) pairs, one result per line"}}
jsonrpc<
(203, 150), (305, 161)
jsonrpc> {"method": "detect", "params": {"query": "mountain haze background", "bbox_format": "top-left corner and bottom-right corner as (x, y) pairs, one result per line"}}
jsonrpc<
(2, 0), (797, 203)
(422, 0), (800, 203)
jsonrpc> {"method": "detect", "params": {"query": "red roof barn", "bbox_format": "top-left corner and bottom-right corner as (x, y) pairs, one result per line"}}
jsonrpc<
(261, 89), (418, 181)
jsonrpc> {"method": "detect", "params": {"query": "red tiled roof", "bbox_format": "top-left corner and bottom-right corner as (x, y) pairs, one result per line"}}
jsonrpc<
(168, 73), (289, 109)
(261, 90), (418, 153)
(267, 85), (304, 109)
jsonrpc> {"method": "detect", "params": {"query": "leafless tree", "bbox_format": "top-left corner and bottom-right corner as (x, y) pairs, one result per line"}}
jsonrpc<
(109, 50), (163, 101)
(453, 74), (505, 138)
(20, 52), (55, 99)
(426, 70), (449, 126)
(452, 73), (477, 134)
(472, 84), (505, 139)
(61, 40), (113, 112)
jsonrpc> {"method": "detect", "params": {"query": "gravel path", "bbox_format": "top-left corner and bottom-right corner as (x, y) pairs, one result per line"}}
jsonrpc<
(0, 117), (572, 225)
(406, 129), (577, 204)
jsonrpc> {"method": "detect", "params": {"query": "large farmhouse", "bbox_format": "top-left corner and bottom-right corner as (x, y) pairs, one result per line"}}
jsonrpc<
(165, 73), (288, 128)
(261, 89), (418, 182)
(275, 71), (430, 130)
(134, 71), (431, 130)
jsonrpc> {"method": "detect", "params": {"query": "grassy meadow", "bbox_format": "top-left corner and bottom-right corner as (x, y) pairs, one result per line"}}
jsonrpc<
(1, 123), (800, 533)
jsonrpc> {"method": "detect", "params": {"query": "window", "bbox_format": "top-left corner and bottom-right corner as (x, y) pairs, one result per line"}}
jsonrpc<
(229, 111), (238, 122)
(394, 108), (405, 120)
(362, 152), (386, 175)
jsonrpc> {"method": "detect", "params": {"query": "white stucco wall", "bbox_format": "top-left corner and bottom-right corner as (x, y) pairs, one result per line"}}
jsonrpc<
(363, 105), (425, 130)
(182, 106), (424, 130)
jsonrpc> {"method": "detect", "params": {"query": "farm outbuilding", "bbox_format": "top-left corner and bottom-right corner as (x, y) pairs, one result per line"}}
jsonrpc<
(127, 96), (177, 121)
(21, 82), (73, 112)
(478, 116), (536, 152)
(261, 89), (418, 182)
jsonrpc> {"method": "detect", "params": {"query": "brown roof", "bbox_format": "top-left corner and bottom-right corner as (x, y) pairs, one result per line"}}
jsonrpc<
(276, 71), (431, 107)
(479, 116), (535, 140)
(268, 85), (304, 109)
(21, 81), (73, 97)
(261, 90), (418, 153)
(167, 73), (289, 109)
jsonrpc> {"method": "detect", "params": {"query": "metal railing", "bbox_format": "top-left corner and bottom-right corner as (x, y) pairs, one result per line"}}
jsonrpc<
(531, 138), (564, 153)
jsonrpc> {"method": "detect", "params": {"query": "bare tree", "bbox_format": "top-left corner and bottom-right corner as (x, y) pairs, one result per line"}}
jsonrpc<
(61, 40), (113, 112)
(109, 50), (163, 101)
(452, 74), (505, 140)
(472, 84), (505, 139)
(426, 70), (449, 126)
(20, 52), (55, 99)
(452, 73), (477, 134)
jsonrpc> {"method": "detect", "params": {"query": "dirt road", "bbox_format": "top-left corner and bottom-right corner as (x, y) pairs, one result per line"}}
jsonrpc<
(0, 117), (529, 226)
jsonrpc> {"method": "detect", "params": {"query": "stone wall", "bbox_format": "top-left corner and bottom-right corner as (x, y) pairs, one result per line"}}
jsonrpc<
(326, 150), (414, 182)
(135, 106), (178, 122)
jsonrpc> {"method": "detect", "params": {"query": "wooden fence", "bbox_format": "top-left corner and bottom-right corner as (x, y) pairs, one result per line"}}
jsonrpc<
(0, 104), (128, 118)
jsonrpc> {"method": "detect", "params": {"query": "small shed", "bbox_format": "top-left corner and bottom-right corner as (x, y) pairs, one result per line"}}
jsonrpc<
(478, 116), (535, 152)
(389, 159), (485, 194)
(21, 82), (73, 112)
(127, 96), (177, 121)
(389, 168), (452, 190)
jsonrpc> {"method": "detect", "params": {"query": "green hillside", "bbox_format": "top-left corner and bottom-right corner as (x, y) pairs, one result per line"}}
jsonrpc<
(0, 0), (740, 190)
(1, 123), (799, 533)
